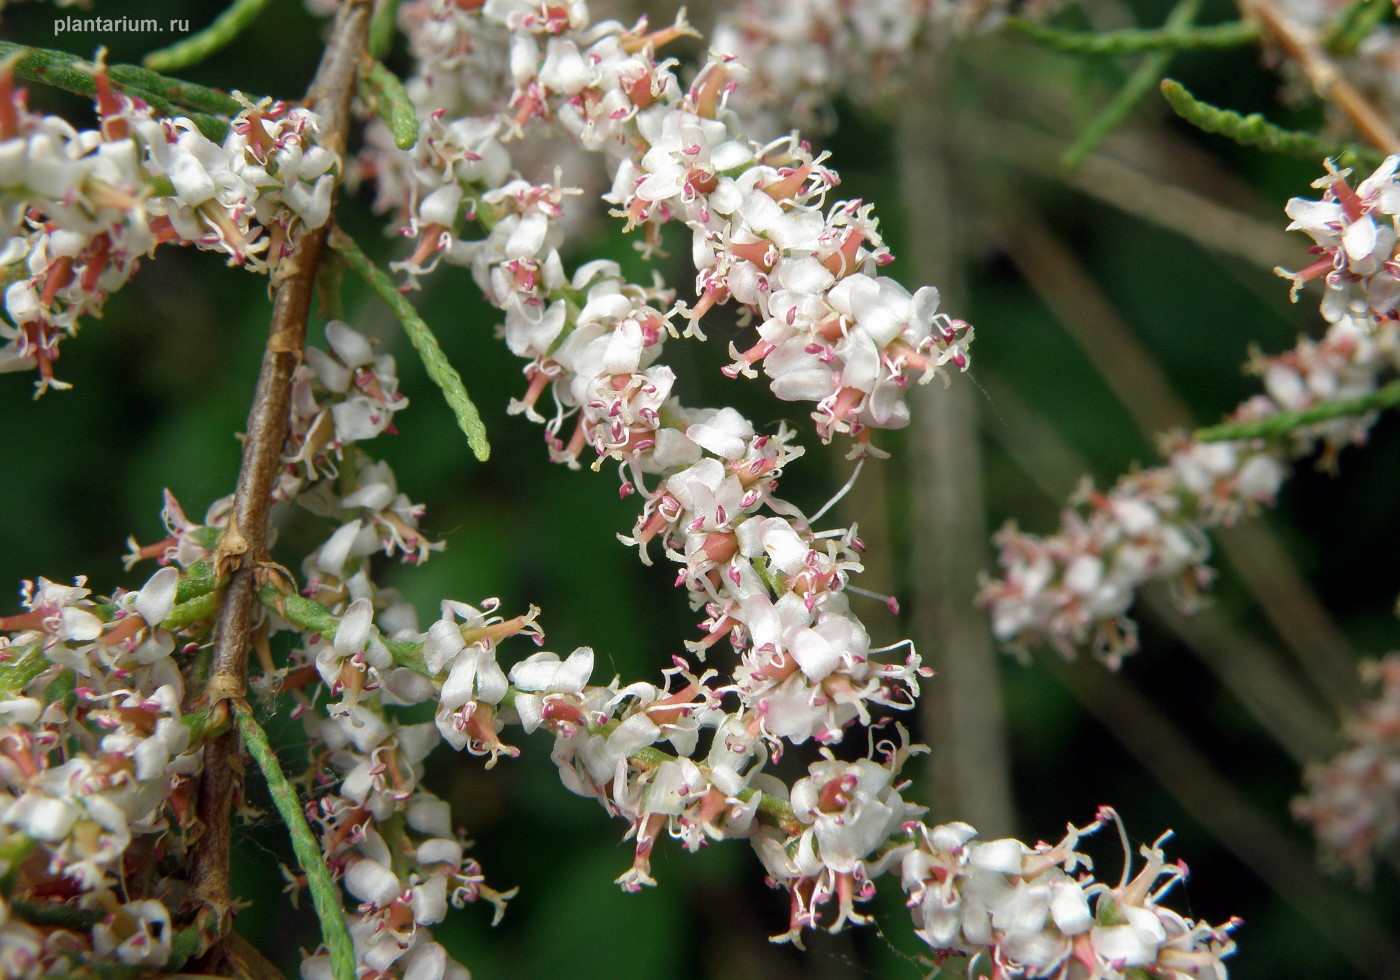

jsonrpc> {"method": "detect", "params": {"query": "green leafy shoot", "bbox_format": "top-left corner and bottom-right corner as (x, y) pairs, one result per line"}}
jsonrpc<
(1195, 379), (1400, 442)
(143, 0), (277, 73)
(1008, 16), (1258, 55)
(1160, 78), (1386, 169)
(328, 228), (491, 462)
(1060, 0), (1207, 169)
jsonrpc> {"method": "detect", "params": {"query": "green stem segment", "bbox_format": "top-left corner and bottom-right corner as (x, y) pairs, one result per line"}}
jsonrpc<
(328, 227), (490, 461)
(1325, 0), (1394, 56)
(0, 40), (240, 141)
(1061, 0), (1205, 169)
(143, 0), (277, 73)
(267, 587), (428, 672)
(9, 899), (103, 929)
(369, 0), (403, 59)
(1195, 379), (1400, 442)
(235, 702), (355, 980)
(358, 57), (419, 150)
(1009, 16), (1258, 54)
(1160, 78), (1384, 168)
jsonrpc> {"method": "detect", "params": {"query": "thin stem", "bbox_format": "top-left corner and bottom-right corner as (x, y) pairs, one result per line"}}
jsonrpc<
(143, 0), (277, 73)
(235, 703), (355, 980)
(1009, 16), (1259, 54)
(358, 56), (419, 149)
(1062, 0), (1206, 168)
(9, 899), (103, 929)
(370, 0), (403, 59)
(1161, 77), (1383, 168)
(329, 227), (490, 461)
(968, 114), (1299, 271)
(188, 0), (374, 950)
(1324, 0), (1392, 55)
(900, 51), (1016, 835)
(268, 586), (428, 672)
(808, 458), (862, 524)
(1195, 379), (1400, 442)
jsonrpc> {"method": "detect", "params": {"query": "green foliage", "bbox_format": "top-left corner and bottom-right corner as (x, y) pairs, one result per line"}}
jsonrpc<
(0, 39), (240, 139)
(1160, 77), (1385, 168)
(142, 0), (277, 73)
(1060, 0), (1206, 168)
(1009, 16), (1259, 55)
(236, 704), (356, 980)
(358, 57), (419, 150)
(331, 229), (490, 461)
(1325, 0), (1396, 55)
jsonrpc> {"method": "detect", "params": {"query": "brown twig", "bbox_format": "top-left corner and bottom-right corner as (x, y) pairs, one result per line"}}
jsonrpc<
(187, 0), (375, 953)
(1239, 0), (1400, 154)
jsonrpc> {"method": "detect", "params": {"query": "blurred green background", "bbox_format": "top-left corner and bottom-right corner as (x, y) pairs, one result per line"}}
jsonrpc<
(2, 0), (1398, 976)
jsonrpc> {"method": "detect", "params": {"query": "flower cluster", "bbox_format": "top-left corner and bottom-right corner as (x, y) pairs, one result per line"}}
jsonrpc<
(709, 0), (1063, 133)
(981, 434), (1287, 664)
(0, 61), (334, 391)
(1276, 155), (1400, 323)
(982, 153), (1400, 665)
(367, 3), (970, 769)
(378, 1), (973, 450)
(902, 809), (1238, 979)
(712, 0), (937, 133)
(312, 7), (1236, 972)
(1294, 654), (1400, 882)
(0, 568), (200, 973)
(130, 323), (524, 980)
(290, 598), (523, 978)
(0, 4), (1251, 977)
(0, 319), (517, 978)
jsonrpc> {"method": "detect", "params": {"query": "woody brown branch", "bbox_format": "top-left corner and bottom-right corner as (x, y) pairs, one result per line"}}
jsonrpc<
(187, 0), (375, 956)
(1240, 0), (1400, 154)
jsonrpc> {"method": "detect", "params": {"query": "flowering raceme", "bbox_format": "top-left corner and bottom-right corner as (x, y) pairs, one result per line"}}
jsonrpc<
(982, 155), (1400, 665)
(0, 61), (335, 391)
(0, 1), (1275, 978)
(1294, 655), (1400, 881)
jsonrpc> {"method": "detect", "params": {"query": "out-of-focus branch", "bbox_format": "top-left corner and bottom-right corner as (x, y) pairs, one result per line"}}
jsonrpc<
(970, 117), (1299, 272)
(1239, 0), (1400, 153)
(1060, 0), (1205, 168)
(188, 0), (374, 958)
(900, 52), (1015, 836)
(985, 202), (1360, 718)
(978, 373), (1340, 762)
(982, 352), (1385, 971)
